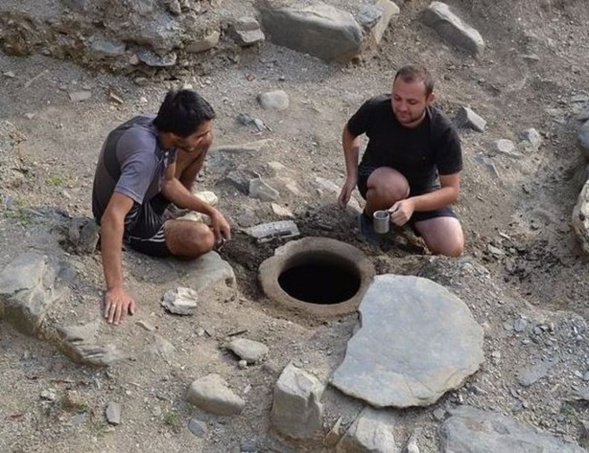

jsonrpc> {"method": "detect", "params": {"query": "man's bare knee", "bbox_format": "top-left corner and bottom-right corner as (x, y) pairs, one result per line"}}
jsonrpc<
(165, 221), (215, 258)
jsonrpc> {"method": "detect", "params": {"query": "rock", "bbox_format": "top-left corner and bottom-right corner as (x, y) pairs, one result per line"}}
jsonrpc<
(331, 275), (484, 408)
(271, 203), (294, 218)
(259, 2), (363, 62)
(578, 106), (589, 122)
(186, 374), (245, 416)
(475, 155), (500, 179)
(40, 389), (57, 402)
(520, 128), (542, 151)
(249, 177), (280, 201)
(187, 417), (207, 437)
(257, 90), (290, 111)
(136, 320), (156, 332)
(89, 39), (126, 58)
(440, 406), (587, 452)
(230, 17), (265, 47)
(185, 31), (220, 53)
(227, 338), (269, 364)
(335, 407), (397, 453)
(194, 190), (218, 206)
(517, 361), (553, 387)
(161, 287), (198, 315)
(0, 252), (60, 335)
(151, 334), (177, 361)
(454, 106), (486, 132)
(211, 139), (273, 155)
(421, 2), (485, 56)
(579, 120), (589, 159)
(270, 362), (325, 439)
(165, 0), (182, 15)
(244, 220), (300, 243)
(68, 91), (92, 102)
(3, 71), (16, 78)
(136, 49), (177, 67)
(358, 0), (401, 47)
(105, 402), (122, 425)
(513, 318), (528, 333)
(573, 179), (589, 254)
(494, 139), (517, 156)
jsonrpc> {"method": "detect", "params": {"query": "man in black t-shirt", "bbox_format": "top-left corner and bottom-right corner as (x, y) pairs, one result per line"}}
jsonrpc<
(338, 65), (464, 256)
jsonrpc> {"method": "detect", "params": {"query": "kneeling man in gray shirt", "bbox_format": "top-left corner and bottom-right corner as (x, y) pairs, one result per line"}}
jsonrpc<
(92, 89), (231, 325)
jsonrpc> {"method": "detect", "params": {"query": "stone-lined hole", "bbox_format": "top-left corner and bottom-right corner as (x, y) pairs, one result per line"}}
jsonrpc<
(277, 253), (361, 305)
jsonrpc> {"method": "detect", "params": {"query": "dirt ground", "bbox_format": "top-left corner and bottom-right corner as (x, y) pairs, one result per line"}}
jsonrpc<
(1, 0), (589, 452)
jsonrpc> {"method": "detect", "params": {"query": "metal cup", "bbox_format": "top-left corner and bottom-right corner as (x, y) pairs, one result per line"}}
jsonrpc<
(373, 210), (390, 234)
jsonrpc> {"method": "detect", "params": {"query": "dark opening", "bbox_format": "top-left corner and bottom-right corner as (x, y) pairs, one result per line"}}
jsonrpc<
(278, 259), (361, 305)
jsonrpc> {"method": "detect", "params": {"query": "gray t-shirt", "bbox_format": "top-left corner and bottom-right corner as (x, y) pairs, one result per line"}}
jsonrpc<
(92, 115), (176, 222)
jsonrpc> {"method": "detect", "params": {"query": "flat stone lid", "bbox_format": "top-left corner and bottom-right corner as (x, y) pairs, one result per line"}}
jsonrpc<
(331, 274), (484, 408)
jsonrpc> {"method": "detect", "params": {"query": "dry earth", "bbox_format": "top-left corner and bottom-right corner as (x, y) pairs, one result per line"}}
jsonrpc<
(1, 0), (589, 452)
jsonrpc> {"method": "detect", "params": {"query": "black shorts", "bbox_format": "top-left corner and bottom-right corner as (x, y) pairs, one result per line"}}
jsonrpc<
(357, 165), (457, 224)
(124, 194), (172, 257)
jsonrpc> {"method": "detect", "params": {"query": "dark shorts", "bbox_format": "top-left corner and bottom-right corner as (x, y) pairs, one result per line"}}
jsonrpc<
(124, 194), (172, 257)
(357, 164), (457, 224)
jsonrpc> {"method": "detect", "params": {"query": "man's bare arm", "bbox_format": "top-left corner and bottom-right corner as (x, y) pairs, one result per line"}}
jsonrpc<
(338, 125), (363, 207)
(100, 192), (136, 324)
(390, 173), (460, 225)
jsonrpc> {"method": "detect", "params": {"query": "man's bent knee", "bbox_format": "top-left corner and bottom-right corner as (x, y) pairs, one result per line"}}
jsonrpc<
(164, 220), (215, 258)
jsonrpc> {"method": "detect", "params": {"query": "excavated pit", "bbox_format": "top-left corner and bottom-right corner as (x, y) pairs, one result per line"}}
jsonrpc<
(259, 237), (375, 317)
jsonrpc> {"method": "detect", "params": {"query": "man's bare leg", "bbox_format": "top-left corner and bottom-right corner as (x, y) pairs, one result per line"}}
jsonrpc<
(164, 219), (215, 257)
(365, 167), (410, 215)
(414, 217), (464, 257)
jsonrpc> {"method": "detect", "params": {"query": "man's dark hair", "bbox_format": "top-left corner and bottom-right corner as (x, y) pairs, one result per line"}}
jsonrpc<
(153, 89), (216, 137)
(394, 65), (434, 97)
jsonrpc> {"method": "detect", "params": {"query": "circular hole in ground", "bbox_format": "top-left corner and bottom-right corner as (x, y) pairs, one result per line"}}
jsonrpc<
(277, 255), (361, 305)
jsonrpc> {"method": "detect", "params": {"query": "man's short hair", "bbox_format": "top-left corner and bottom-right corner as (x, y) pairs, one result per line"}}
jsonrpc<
(394, 65), (434, 97)
(153, 89), (216, 137)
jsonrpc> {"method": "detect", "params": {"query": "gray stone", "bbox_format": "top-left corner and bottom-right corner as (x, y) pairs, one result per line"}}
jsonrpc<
(183, 251), (236, 294)
(422, 2), (485, 56)
(227, 338), (269, 364)
(440, 406), (587, 452)
(270, 362), (324, 439)
(335, 407), (397, 453)
(520, 128), (542, 151)
(161, 287), (198, 315)
(151, 334), (177, 361)
(579, 120), (589, 159)
(259, 2), (363, 62)
(454, 106), (486, 132)
(475, 156), (500, 179)
(90, 39), (126, 58)
(249, 177), (280, 201)
(513, 318), (528, 333)
(494, 139), (516, 155)
(136, 49), (177, 67)
(68, 91), (92, 102)
(105, 402), (122, 425)
(517, 361), (553, 387)
(211, 139), (273, 155)
(230, 17), (265, 47)
(257, 90), (289, 111)
(0, 252), (60, 335)
(185, 31), (220, 53)
(573, 179), (589, 255)
(186, 374), (245, 416)
(578, 106), (589, 122)
(358, 0), (400, 47)
(187, 417), (207, 437)
(331, 275), (484, 408)
(244, 221), (300, 243)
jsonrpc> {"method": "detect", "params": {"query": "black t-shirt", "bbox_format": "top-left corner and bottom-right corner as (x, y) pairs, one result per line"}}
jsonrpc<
(347, 94), (462, 191)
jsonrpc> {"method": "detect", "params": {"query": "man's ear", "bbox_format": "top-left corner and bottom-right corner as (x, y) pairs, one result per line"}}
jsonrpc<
(427, 92), (436, 105)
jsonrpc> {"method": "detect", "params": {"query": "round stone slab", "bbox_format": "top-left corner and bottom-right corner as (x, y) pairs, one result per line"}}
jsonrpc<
(331, 274), (484, 408)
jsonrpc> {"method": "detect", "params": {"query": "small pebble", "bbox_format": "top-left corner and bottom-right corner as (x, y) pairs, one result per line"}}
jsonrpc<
(238, 360), (248, 369)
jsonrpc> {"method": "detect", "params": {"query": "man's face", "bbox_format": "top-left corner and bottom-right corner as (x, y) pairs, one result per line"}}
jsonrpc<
(174, 120), (213, 153)
(391, 78), (434, 128)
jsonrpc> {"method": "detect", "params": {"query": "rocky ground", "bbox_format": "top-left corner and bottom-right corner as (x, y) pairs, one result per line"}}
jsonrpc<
(1, 0), (589, 452)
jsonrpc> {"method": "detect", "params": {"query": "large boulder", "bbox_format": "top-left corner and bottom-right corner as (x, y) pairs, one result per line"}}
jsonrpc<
(258, 1), (363, 62)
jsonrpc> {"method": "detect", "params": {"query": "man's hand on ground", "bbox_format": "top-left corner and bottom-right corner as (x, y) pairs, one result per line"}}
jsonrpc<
(210, 209), (232, 244)
(104, 287), (136, 325)
(338, 177), (357, 208)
